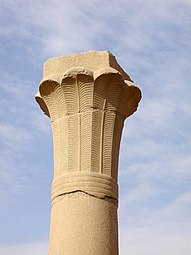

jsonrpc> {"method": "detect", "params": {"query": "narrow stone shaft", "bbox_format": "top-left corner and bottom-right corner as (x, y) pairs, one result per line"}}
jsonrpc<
(35, 51), (141, 255)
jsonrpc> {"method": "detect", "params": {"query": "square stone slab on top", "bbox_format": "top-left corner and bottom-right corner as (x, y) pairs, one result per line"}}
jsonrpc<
(43, 50), (132, 81)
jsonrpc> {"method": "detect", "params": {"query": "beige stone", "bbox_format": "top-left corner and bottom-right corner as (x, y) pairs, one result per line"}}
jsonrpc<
(35, 50), (141, 255)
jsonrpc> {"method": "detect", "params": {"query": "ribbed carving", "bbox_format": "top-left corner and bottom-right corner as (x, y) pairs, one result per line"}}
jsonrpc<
(39, 80), (60, 121)
(105, 74), (123, 112)
(102, 112), (116, 176)
(52, 120), (60, 178)
(112, 115), (124, 180)
(59, 117), (68, 175)
(37, 67), (141, 200)
(78, 74), (94, 112)
(61, 76), (79, 114)
(51, 172), (118, 202)
(80, 111), (91, 172)
(68, 115), (78, 172)
(91, 110), (102, 173)
(54, 84), (66, 118)
(94, 75), (108, 110)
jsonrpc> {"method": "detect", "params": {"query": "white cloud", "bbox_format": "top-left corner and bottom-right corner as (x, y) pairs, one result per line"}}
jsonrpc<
(119, 184), (191, 255)
(1, 0), (190, 57)
(0, 242), (47, 255)
(0, 0), (190, 253)
(0, 123), (31, 149)
(119, 150), (191, 207)
(120, 190), (191, 254)
(120, 222), (191, 255)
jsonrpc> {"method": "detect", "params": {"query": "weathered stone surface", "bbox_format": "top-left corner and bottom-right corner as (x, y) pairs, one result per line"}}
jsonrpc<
(49, 191), (118, 255)
(35, 50), (141, 255)
(43, 50), (132, 81)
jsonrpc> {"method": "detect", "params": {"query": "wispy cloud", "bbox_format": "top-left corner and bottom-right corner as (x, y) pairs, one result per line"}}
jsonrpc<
(120, 188), (191, 253)
(1, 0), (190, 57)
(0, 242), (47, 255)
(0, 0), (190, 253)
(120, 221), (191, 255)
(0, 123), (31, 149)
(119, 185), (191, 255)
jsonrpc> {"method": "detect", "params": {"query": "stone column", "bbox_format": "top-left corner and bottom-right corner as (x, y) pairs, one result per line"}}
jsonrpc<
(35, 51), (141, 255)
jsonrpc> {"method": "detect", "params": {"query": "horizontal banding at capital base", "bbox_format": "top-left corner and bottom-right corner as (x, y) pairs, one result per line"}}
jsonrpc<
(51, 172), (118, 203)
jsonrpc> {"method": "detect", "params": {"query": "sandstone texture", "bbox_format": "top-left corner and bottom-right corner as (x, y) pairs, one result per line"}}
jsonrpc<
(36, 50), (141, 255)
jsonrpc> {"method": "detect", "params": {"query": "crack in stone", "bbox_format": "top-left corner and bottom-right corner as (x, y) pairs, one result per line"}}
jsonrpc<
(51, 190), (118, 207)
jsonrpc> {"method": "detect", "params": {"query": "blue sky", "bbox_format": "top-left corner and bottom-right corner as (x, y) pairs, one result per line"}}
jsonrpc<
(0, 0), (191, 254)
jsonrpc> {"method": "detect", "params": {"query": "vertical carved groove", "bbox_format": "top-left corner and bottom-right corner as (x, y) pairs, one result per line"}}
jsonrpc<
(76, 75), (80, 172)
(102, 112), (116, 176)
(103, 76), (124, 179)
(100, 74), (121, 177)
(91, 110), (102, 173)
(94, 75), (110, 174)
(112, 115), (124, 180)
(100, 111), (105, 174)
(59, 117), (69, 175)
(52, 120), (60, 178)
(68, 115), (78, 172)
(78, 114), (81, 172)
(80, 112), (91, 172)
